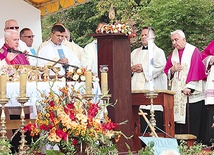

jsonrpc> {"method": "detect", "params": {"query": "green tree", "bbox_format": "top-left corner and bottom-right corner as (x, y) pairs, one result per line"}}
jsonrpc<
(41, 0), (109, 48)
(41, 0), (214, 56)
(135, 0), (214, 56)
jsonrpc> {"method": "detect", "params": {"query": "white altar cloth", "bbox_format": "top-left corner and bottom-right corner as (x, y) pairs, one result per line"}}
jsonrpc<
(5, 81), (101, 119)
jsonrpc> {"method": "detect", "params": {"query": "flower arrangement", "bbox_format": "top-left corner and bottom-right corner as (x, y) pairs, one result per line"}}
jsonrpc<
(96, 22), (136, 38)
(67, 68), (99, 82)
(24, 84), (126, 154)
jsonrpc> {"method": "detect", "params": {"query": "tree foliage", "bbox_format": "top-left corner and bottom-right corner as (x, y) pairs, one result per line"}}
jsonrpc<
(41, 0), (108, 48)
(41, 0), (214, 56)
(136, 0), (214, 56)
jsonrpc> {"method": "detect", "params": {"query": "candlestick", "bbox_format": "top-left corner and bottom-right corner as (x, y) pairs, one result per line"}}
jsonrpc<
(85, 70), (92, 94)
(100, 65), (109, 95)
(20, 73), (27, 97)
(17, 97), (29, 154)
(0, 75), (6, 99)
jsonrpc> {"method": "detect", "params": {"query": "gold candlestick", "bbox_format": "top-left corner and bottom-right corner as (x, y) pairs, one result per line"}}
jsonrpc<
(145, 91), (158, 137)
(17, 97), (29, 154)
(0, 98), (10, 140)
(99, 94), (112, 116)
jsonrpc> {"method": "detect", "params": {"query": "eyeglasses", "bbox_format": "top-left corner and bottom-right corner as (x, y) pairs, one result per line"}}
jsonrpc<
(5, 26), (19, 30)
(21, 35), (35, 38)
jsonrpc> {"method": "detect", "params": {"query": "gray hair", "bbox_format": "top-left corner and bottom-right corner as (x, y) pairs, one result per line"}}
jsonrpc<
(170, 30), (185, 39)
(4, 29), (18, 39)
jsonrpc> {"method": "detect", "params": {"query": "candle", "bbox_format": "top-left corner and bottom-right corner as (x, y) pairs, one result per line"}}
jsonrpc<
(0, 75), (6, 98)
(101, 72), (108, 95)
(148, 28), (154, 92)
(85, 70), (92, 94)
(20, 73), (27, 97)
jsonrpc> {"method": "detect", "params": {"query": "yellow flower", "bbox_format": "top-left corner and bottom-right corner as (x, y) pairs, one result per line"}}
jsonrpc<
(76, 113), (88, 124)
(76, 68), (82, 74)
(46, 113), (50, 117)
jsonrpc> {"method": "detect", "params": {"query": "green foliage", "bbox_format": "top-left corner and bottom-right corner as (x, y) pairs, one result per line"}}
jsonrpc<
(41, 0), (108, 48)
(137, 141), (154, 155)
(126, 141), (154, 155)
(136, 0), (214, 57)
(41, 0), (214, 57)
(46, 150), (64, 155)
(0, 139), (12, 155)
(178, 140), (209, 155)
(126, 140), (214, 155)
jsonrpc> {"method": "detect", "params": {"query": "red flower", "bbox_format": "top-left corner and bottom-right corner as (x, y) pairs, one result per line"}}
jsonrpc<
(24, 123), (36, 132)
(49, 100), (55, 107)
(102, 121), (118, 130)
(64, 103), (74, 114)
(40, 124), (49, 131)
(88, 103), (99, 118)
(56, 128), (68, 141)
(72, 138), (78, 145)
(50, 111), (55, 122)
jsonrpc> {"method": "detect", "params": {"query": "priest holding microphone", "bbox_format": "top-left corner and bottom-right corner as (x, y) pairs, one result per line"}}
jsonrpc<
(0, 29), (29, 65)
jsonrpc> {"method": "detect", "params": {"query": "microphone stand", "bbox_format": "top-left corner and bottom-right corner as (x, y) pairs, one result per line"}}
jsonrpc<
(7, 49), (79, 85)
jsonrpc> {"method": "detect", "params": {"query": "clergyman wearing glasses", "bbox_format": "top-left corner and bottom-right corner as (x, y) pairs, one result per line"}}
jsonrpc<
(0, 19), (29, 52)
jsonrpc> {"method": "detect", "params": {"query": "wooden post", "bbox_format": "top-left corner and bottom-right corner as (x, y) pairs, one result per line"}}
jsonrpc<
(91, 34), (133, 152)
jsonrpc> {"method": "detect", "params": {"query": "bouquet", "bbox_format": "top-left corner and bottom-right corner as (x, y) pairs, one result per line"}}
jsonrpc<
(96, 22), (136, 38)
(67, 68), (99, 82)
(24, 83), (126, 154)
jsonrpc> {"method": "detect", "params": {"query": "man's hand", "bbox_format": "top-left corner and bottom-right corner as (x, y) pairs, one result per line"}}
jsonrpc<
(23, 50), (29, 60)
(182, 88), (191, 95)
(59, 58), (68, 64)
(131, 64), (143, 73)
(6, 53), (18, 61)
(171, 63), (183, 73)
(210, 56), (214, 64)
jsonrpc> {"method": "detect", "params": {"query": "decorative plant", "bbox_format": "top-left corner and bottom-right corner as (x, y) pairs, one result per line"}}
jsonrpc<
(0, 139), (12, 155)
(24, 83), (128, 154)
(67, 68), (99, 82)
(95, 22), (136, 38)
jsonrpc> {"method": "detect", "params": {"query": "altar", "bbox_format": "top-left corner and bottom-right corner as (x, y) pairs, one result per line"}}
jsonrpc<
(4, 81), (101, 119)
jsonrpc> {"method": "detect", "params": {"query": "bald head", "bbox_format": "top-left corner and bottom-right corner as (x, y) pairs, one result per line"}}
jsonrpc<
(4, 19), (19, 32)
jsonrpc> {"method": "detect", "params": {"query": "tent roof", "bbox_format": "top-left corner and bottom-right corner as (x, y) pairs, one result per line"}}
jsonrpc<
(24, 0), (89, 16)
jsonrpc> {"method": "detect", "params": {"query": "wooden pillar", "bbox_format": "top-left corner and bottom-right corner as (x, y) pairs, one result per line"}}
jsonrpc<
(92, 34), (133, 152)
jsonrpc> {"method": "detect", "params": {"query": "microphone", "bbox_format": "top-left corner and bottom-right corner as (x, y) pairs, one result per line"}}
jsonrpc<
(7, 48), (23, 54)
(7, 48), (79, 69)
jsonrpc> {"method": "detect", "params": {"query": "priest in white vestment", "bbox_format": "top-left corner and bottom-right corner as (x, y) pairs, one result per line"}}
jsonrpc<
(201, 40), (214, 146)
(37, 25), (81, 76)
(131, 26), (167, 132)
(81, 22), (107, 75)
(20, 28), (38, 66)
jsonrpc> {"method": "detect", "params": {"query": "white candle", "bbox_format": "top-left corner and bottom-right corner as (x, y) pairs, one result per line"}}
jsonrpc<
(101, 72), (108, 95)
(20, 73), (27, 97)
(148, 28), (154, 92)
(85, 70), (92, 94)
(0, 75), (6, 98)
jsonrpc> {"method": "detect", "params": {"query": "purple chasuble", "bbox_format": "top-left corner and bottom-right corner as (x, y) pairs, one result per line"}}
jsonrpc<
(164, 47), (206, 84)
(202, 40), (214, 60)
